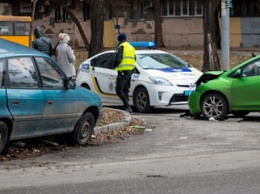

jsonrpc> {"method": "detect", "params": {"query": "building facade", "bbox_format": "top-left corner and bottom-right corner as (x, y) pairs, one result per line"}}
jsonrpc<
(0, 0), (260, 48)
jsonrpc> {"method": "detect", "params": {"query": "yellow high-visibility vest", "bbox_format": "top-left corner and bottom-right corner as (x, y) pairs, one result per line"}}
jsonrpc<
(115, 42), (136, 71)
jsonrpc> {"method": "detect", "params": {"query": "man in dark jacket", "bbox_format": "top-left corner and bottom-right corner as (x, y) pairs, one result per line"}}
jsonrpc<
(113, 34), (136, 113)
(32, 27), (54, 56)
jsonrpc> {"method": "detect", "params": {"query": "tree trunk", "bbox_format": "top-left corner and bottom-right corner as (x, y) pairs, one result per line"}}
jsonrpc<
(153, 0), (164, 48)
(215, 1), (221, 49)
(202, 0), (220, 72)
(60, 0), (90, 50)
(88, 0), (105, 58)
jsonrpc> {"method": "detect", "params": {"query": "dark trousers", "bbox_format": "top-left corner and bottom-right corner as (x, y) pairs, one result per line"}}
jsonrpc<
(116, 71), (132, 109)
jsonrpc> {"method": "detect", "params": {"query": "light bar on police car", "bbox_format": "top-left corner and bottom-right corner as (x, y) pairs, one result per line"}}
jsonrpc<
(129, 41), (156, 49)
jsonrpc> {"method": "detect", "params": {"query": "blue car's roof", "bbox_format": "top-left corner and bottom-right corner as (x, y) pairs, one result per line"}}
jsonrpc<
(0, 38), (48, 58)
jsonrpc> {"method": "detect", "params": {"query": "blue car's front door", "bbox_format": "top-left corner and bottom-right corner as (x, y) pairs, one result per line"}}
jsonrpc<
(35, 57), (78, 135)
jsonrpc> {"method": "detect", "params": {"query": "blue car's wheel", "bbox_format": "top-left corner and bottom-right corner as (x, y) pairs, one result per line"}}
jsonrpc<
(72, 112), (95, 145)
(0, 122), (8, 154)
(201, 93), (228, 120)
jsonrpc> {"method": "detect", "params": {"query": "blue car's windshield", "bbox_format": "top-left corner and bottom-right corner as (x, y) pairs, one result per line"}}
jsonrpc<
(136, 53), (190, 70)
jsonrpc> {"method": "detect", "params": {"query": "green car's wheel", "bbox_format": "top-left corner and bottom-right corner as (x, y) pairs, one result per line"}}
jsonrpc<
(0, 122), (8, 154)
(72, 112), (95, 145)
(134, 87), (153, 113)
(201, 93), (228, 120)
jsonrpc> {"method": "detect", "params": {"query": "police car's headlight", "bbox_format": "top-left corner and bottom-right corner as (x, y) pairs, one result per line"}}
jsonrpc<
(149, 77), (173, 86)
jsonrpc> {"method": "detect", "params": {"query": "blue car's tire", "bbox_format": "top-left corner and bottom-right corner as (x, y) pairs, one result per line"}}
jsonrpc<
(72, 112), (95, 146)
(201, 93), (228, 120)
(0, 122), (8, 154)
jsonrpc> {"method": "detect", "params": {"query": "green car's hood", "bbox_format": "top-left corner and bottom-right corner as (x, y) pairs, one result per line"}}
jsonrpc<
(195, 70), (225, 86)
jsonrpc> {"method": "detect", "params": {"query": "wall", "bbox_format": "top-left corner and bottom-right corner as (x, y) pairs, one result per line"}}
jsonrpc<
(229, 18), (242, 47)
(162, 17), (203, 47)
(31, 2), (260, 49)
(241, 17), (260, 47)
(33, 2), (91, 48)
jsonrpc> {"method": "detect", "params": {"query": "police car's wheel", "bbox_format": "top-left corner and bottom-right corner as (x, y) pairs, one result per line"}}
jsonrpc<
(134, 87), (153, 113)
(72, 112), (95, 145)
(82, 84), (90, 90)
(0, 122), (8, 154)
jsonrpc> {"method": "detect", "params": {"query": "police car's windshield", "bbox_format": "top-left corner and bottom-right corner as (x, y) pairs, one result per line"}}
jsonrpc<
(136, 53), (190, 70)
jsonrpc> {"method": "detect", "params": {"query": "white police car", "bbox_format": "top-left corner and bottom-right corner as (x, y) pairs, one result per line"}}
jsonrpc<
(76, 42), (202, 113)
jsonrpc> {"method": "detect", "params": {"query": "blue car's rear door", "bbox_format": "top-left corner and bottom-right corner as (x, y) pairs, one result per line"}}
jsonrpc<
(6, 57), (45, 139)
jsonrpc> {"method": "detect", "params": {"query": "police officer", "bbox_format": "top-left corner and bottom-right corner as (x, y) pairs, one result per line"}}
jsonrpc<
(113, 34), (136, 113)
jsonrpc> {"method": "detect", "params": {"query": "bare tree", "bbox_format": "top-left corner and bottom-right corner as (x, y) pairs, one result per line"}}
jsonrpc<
(46, 0), (105, 57)
(44, 0), (90, 50)
(153, 0), (164, 48)
(215, 1), (221, 49)
(202, 0), (221, 72)
(106, 0), (130, 35)
(88, 0), (105, 57)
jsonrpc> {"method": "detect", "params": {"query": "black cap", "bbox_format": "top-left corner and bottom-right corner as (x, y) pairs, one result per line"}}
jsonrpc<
(117, 34), (126, 41)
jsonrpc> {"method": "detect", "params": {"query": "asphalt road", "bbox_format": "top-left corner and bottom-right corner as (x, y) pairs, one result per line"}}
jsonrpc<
(0, 105), (260, 194)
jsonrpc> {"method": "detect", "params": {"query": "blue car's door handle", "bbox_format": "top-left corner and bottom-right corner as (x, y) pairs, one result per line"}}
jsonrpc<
(12, 100), (19, 105)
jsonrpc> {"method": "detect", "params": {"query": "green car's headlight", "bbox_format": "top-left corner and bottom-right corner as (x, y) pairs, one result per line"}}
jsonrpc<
(149, 77), (173, 86)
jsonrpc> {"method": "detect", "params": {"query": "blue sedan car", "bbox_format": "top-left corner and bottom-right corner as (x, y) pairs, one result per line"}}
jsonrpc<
(0, 38), (103, 154)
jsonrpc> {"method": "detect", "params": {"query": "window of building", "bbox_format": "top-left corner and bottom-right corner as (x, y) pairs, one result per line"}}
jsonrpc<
(230, 0), (260, 17)
(34, 4), (47, 19)
(128, 0), (134, 20)
(161, 0), (203, 17)
(19, 2), (32, 16)
(55, 0), (74, 22)
(83, 2), (90, 21)
(55, 5), (62, 22)
(138, 0), (144, 20)
(105, 3), (113, 21)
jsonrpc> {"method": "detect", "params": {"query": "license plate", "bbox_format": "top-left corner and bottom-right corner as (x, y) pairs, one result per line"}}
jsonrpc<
(184, 90), (194, 96)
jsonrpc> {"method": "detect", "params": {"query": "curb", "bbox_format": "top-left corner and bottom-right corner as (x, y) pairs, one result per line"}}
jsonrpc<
(94, 108), (132, 134)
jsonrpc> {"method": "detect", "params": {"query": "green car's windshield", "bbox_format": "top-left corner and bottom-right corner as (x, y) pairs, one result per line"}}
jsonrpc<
(136, 53), (190, 70)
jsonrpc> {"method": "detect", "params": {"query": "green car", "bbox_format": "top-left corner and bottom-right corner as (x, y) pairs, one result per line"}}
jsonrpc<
(188, 55), (260, 120)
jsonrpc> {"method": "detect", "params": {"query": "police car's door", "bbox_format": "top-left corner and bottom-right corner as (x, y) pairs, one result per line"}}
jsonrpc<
(90, 53), (120, 103)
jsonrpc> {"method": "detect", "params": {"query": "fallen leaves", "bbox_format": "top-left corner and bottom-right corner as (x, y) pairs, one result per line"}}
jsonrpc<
(96, 108), (125, 126)
(0, 108), (148, 162)
(90, 116), (147, 145)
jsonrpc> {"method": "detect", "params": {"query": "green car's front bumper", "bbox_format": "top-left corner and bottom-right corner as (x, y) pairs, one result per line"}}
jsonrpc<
(188, 90), (202, 116)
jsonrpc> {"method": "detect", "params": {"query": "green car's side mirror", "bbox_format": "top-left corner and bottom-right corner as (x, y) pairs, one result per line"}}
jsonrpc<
(233, 69), (242, 78)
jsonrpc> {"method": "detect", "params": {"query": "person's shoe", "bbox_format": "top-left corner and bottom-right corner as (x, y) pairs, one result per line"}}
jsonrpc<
(124, 107), (133, 113)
